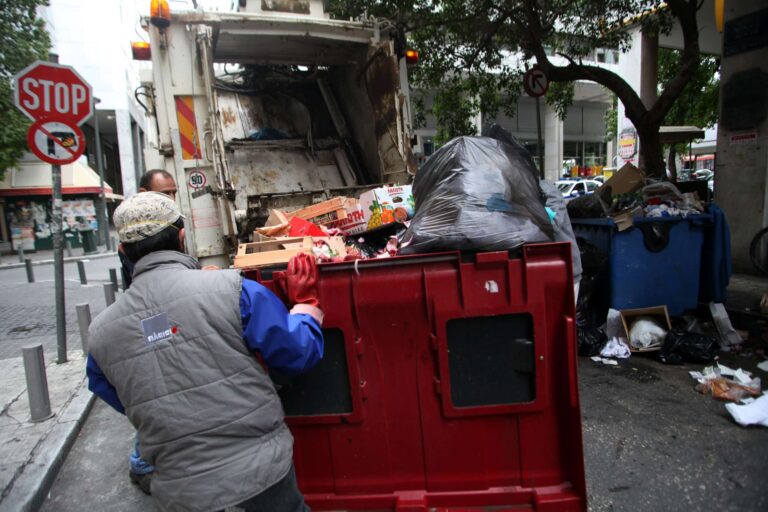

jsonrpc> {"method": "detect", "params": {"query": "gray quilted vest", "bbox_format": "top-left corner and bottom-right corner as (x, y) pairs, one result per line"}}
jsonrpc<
(88, 251), (293, 512)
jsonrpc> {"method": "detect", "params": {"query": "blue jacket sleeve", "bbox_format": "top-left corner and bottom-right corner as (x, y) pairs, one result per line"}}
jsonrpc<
(240, 278), (324, 376)
(86, 354), (125, 414)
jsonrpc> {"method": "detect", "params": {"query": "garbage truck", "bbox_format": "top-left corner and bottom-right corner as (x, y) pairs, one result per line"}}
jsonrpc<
(137, 0), (417, 267)
(136, 2), (587, 510)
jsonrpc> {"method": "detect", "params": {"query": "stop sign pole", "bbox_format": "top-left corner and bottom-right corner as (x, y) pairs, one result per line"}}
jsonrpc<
(13, 58), (94, 364)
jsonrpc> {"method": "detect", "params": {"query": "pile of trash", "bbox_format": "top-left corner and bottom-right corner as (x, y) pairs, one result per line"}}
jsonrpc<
(567, 163), (706, 224)
(235, 126), (582, 272)
(234, 187), (414, 269)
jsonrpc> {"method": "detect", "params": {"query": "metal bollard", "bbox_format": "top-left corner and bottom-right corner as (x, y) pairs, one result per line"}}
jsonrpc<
(109, 268), (119, 293)
(76, 303), (92, 354)
(22, 344), (54, 422)
(77, 260), (87, 285)
(24, 258), (34, 283)
(103, 282), (116, 306)
(65, 238), (73, 257)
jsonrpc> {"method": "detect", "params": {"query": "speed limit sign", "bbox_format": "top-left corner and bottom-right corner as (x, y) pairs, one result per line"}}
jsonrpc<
(188, 170), (207, 190)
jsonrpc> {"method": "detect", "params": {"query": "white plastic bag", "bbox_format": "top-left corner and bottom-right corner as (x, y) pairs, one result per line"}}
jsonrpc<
(628, 316), (667, 349)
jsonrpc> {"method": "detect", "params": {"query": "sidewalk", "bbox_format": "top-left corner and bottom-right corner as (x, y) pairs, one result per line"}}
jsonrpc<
(0, 255), (120, 511)
(0, 247), (118, 270)
(0, 351), (94, 512)
(0, 229), (119, 269)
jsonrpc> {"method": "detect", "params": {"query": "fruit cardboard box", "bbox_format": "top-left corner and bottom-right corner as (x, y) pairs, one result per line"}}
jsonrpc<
(359, 185), (415, 231)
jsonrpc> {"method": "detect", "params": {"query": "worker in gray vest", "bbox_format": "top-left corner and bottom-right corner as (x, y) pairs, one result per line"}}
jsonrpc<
(117, 169), (179, 494)
(87, 191), (323, 512)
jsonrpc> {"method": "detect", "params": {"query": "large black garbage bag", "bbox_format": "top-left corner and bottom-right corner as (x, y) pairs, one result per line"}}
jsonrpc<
(400, 136), (554, 254)
(658, 330), (717, 364)
(578, 326), (608, 357)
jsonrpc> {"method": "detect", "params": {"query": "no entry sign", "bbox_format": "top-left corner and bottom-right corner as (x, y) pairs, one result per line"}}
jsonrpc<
(27, 118), (86, 165)
(14, 61), (93, 126)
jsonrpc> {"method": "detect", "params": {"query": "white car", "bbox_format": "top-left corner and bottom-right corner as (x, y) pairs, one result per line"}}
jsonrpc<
(556, 179), (601, 200)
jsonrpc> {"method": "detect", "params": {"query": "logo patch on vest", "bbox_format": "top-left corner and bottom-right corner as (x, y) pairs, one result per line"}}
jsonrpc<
(141, 312), (174, 345)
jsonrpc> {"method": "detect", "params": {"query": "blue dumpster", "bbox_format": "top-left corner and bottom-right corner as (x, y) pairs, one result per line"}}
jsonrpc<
(572, 214), (711, 316)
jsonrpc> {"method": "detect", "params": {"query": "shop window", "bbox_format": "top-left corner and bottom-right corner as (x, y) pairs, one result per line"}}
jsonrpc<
(275, 328), (352, 416)
(446, 314), (535, 407)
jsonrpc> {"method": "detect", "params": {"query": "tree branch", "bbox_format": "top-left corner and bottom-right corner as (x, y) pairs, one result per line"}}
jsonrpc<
(647, 0), (701, 124)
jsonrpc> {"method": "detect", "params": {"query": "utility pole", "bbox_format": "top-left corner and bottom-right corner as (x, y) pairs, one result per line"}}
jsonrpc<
(93, 97), (111, 251)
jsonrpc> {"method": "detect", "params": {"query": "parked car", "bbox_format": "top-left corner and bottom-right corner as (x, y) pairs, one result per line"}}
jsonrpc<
(592, 175), (606, 184)
(692, 169), (714, 181)
(556, 179), (601, 200)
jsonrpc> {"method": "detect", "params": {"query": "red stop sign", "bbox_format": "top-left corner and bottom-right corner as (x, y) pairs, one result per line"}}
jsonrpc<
(13, 61), (93, 126)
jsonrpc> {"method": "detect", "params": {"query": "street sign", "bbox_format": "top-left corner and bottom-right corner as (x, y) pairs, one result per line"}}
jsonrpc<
(523, 67), (549, 97)
(26, 118), (86, 165)
(13, 61), (93, 126)
(188, 170), (207, 190)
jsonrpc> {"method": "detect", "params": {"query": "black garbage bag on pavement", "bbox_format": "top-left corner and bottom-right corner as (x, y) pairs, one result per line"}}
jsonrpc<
(577, 325), (608, 357)
(400, 136), (554, 254)
(658, 330), (717, 364)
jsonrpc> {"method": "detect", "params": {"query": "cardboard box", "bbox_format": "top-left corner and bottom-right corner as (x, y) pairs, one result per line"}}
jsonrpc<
(596, 163), (645, 213)
(358, 185), (415, 231)
(619, 306), (671, 352)
(326, 198), (367, 236)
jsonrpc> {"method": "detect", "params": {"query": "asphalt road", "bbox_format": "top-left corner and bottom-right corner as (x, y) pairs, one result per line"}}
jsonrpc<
(0, 255), (122, 361)
(40, 355), (768, 511)
(7, 257), (763, 511)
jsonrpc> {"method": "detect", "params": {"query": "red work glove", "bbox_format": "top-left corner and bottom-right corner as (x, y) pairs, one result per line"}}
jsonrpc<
(285, 253), (320, 308)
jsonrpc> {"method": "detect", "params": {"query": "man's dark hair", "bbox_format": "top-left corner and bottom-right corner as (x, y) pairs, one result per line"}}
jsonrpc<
(139, 169), (174, 191)
(123, 217), (184, 263)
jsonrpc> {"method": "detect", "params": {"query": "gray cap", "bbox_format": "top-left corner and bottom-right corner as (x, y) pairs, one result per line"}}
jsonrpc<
(114, 191), (183, 244)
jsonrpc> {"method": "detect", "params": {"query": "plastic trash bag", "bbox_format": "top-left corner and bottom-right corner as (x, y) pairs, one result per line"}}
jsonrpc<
(577, 326), (607, 357)
(628, 317), (667, 350)
(400, 136), (553, 254)
(600, 337), (631, 359)
(540, 180), (582, 283)
(567, 193), (604, 218)
(658, 330), (717, 364)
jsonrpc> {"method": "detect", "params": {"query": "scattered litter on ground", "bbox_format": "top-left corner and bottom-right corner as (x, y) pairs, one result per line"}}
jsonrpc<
(591, 356), (619, 366)
(757, 360), (768, 373)
(725, 394), (768, 428)
(709, 302), (745, 347)
(600, 337), (631, 359)
(691, 363), (762, 402)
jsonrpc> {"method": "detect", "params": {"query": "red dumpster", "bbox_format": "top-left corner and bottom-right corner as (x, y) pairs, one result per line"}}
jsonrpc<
(246, 242), (586, 511)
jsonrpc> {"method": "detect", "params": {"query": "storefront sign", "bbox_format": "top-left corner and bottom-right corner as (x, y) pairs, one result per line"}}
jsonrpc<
(618, 128), (638, 160)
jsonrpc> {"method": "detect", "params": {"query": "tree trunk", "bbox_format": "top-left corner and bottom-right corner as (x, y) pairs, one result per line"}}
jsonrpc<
(667, 145), (678, 182)
(637, 125), (666, 179)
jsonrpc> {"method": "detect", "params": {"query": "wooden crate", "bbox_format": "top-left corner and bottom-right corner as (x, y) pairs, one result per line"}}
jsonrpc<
(233, 237), (312, 269)
(288, 197), (348, 225)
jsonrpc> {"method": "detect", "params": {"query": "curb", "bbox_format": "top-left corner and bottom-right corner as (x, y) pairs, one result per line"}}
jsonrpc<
(0, 381), (95, 512)
(0, 251), (118, 271)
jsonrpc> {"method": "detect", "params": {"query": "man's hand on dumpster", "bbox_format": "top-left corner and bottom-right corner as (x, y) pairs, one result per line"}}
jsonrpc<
(285, 253), (320, 308)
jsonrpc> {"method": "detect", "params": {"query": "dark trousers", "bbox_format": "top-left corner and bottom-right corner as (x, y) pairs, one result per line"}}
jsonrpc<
(232, 465), (309, 512)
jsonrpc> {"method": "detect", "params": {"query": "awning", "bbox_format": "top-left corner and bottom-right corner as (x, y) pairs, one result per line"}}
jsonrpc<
(659, 126), (706, 144)
(0, 159), (123, 200)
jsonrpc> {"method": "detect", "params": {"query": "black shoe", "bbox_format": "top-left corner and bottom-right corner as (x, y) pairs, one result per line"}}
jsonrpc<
(129, 470), (152, 495)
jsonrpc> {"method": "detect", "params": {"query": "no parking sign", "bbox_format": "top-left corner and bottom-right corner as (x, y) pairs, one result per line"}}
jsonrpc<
(13, 61), (93, 164)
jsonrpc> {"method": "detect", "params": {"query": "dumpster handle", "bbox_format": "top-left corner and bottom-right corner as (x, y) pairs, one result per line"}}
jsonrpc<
(564, 315), (578, 409)
(638, 222), (674, 253)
